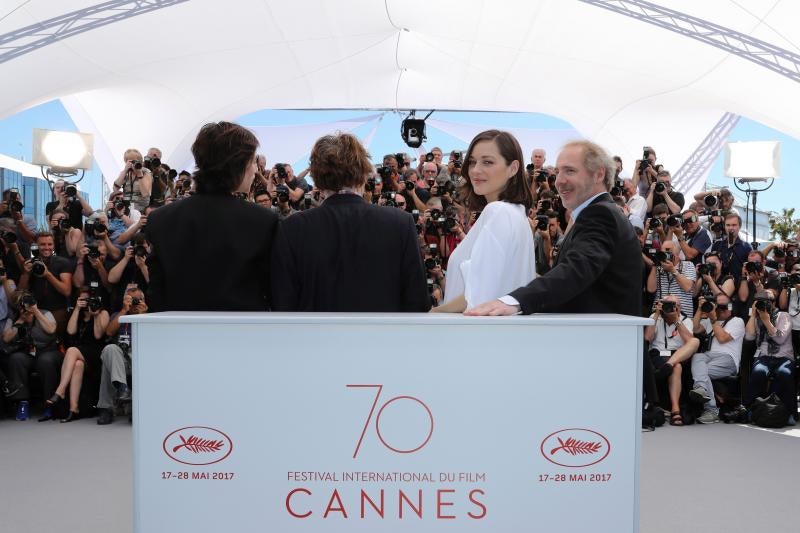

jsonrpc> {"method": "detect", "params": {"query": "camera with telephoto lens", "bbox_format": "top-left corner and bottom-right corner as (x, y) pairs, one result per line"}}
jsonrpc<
(535, 170), (547, 184)
(439, 181), (456, 196)
(29, 244), (46, 277)
(424, 257), (440, 271)
(20, 293), (36, 310)
(745, 261), (763, 274)
(443, 217), (459, 234)
(648, 217), (663, 230)
(115, 199), (131, 212)
(609, 185), (624, 198)
(654, 250), (673, 264)
(395, 153), (405, 168)
(84, 220), (107, 235)
(425, 153), (435, 162)
(381, 192), (397, 207)
(526, 163), (535, 173)
(87, 243), (101, 259)
(87, 281), (102, 312)
(700, 299), (715, 313)
(304, 193), (312, 209)
(376, 166), (393, 181)
(276, 185), (290, 203)
(704, 194), (719, 208)
(131, 297), (141, 307)
(0, 230), (17, 243)
(535, 215), (549, 231)
(404, 179), (415, 192)
(58, 219), (72, 231)
(8, 188), (23, 213)
(275, 163), (288, 180)
(538, 199), (552, 212)
(654, 182), (667, 194)
(666, 214), (682, 228)
(365, 178), (376, 192)
(661, 301), (677, 314)
(64, 183), (79, 201)
(452, 159), (462, 169)
(144, 156), (161, 172)
(697, 263), (714, 276)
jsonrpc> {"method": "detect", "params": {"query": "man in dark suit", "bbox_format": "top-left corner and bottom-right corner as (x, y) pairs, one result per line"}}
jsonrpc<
(466, 140), (642, 316)
(270, 132), (430, 312)
(145, 121), (279, 311)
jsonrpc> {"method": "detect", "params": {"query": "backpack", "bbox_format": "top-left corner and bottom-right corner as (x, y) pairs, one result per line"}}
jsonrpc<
(750, 393), (788, 428)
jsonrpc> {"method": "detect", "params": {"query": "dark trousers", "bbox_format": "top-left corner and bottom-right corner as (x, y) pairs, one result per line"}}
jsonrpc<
(2, 350), (61, 401)
(745, 356), (797, 417)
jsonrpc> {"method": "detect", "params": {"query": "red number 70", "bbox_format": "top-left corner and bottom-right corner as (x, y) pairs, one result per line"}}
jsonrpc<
(347, 385), (434, 459)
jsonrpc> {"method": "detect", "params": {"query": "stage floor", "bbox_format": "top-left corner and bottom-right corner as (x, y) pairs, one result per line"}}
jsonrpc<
(2, 417), (798, 533)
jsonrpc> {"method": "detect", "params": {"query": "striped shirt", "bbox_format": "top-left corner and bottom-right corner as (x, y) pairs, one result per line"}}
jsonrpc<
(652, 260), (697, 316)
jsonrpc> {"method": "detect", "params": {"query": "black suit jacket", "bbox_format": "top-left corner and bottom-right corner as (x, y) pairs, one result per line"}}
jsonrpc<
(271, 194), (430, 312)
(510, 193), (642, 315)
(145, 193), (279, 311)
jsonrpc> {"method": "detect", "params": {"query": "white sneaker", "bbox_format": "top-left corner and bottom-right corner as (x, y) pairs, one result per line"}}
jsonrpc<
(697, 407), (720, 424)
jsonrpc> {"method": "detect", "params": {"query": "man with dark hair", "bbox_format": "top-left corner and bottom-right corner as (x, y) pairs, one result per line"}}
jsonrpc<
(646, 169), (684, 216)
(710, 212), (751, 283)
(672, 209), (712, 265)
(17, 232), (73, 335)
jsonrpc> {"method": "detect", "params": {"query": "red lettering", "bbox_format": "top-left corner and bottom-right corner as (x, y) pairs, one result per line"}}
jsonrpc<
(436, 489), (456, 519)
(468, 489), (487, 519)
(398, 489), (423, 519)
(286, 488), (312, 518)
(360, 489), (384, 518)
(323, 489), (348, 519)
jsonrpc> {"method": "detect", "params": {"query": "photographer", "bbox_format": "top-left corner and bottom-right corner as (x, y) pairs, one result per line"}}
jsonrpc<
(647, 239), (697, 315)
(632, 146), (659, 195)
(48, 208), (82, 258)
(777, 264), (800, 361)
(709, 213), (751, 283)
(736, 250), (776, 318)
(363, 171), (384, 204)
(113, 148), (152, 212)
(270, 163), (309, 210)
(0, 188), (36, 248)
(105, 190), (141, 242)
(645, 169), (684, 216)
(273, 182), (299, 220)
(762, 240), (800, 273)
(743, 290), (795, 425)
(689, 293), (745, 424)
(81, 212), (122, 261)
(108, 235), (150, 310)
(0, 219), (26, 280)
(530, 207), (560, 275)
(97, 286), (147, 425)
(398, 169), (429, 212)
(692, 252), (735, 300)
(693, 187), (739, 219)
(1, 292), (59, 421)
(644, 296), (702, 425)
(73, 240), (113, 306)
(115, 205), (155, 246)
(18, 232), (73, 336)
(624, 179), (647, 228)
(672, 209), (711, 266)
(46, 285), (110, 423)
(44, 179), (93, 229)
(445, 150), (463, 183)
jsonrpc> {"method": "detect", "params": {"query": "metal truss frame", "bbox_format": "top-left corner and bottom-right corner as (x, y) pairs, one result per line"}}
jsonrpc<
(672, 112), (740, 191)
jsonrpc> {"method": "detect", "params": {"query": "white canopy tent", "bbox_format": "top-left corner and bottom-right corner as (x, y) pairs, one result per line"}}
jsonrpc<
(1, 0), (798, 197)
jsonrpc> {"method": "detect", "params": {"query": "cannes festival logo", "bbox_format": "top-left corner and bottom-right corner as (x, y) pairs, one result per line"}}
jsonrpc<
(162, 426), (233, 466)
(540, 429), (611, 468)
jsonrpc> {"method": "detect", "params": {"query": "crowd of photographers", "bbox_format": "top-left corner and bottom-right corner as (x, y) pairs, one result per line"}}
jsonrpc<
(0, 142), (797, 428)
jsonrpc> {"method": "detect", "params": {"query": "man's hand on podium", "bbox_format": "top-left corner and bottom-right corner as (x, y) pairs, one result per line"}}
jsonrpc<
(464, 299), (521, 316)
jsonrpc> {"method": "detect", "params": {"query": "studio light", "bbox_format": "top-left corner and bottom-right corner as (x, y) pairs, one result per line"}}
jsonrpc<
(32, 129), (94, 171)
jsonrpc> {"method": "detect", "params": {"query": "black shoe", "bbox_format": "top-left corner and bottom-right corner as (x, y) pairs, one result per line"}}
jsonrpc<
(656, 362), (673, 380)
(46, 393), (64, 406)
(116, 383), (132, 403)
(60, 410), (80, 423)
(97, 408), (113, 425)
(2, 380), (22, 398)
(37, 406), (55, 422)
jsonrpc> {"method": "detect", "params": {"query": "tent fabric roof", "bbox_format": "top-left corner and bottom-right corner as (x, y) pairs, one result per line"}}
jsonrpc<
(1, 0), (798, 186)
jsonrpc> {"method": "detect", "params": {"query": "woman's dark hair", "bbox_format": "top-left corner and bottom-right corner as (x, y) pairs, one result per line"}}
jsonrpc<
(309, 132), (373, 191)
(191, 122), (258, 194)
(459, 129), (533, 212)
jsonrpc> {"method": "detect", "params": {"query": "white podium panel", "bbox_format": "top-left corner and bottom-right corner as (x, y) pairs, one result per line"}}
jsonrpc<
(123, 313), (649, 533)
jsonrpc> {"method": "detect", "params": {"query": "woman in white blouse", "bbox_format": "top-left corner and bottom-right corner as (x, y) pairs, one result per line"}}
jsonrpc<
(433, 130), (536, 313)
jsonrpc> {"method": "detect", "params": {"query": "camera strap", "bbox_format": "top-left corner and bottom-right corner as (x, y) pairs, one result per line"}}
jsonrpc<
(789, 289), (800, 318)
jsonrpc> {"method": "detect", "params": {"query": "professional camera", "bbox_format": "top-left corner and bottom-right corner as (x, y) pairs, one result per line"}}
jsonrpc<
(395, 153), (405, 168)
(538, 199), (552, 212)
(15, 324), (28, 341)
(304, 192), (313, 209)
(424, 257), (440, 271)
(654, 182), (667, 194)
(0, 230), (17, 243)
(704, 194), (719, 208)
(425, 153), (435, 162)
(438, 181), (456, 196)
(666, 214), (683, 228)
(8, 188), (23, 212)
(526, 163), (535, 173)
(58, 219), (72, 231)
(87, 243), (101, 259)
(381, 192), (398, 207)
(411, 209), (420, 222)
(87, 281), (102, 312)
(609, 185), (624, 198)
(131, 297), (141, 307)
(275, 163), (288, 180)
(144, 156), (161, 172)
(639, 148), (652, 173)
(535, 170), (547, 184)
(653, 250), (673, 264)
(443, 216), (459, 233)
(534, 215), (549, 231)
(697, 263), (714, 276)
(661, 301), (677, 314)
(700, 300), (715, 313)
(276, 185), (290, 203)
(744, 261), (764, 275)
(84, 220), (107, 235)
(403, 179), (416, 192)
(20, 293), (36, 310)
(64, 183), (79, 200)
(365, 178), (376, 192)
(29, 244), (46, 277)
(430, 208), (443, 222)
(130, 161), (143, 171)
(754, 298), (772, 313)
(376, 166), (393, 181)
(648, 217), (663, 230)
